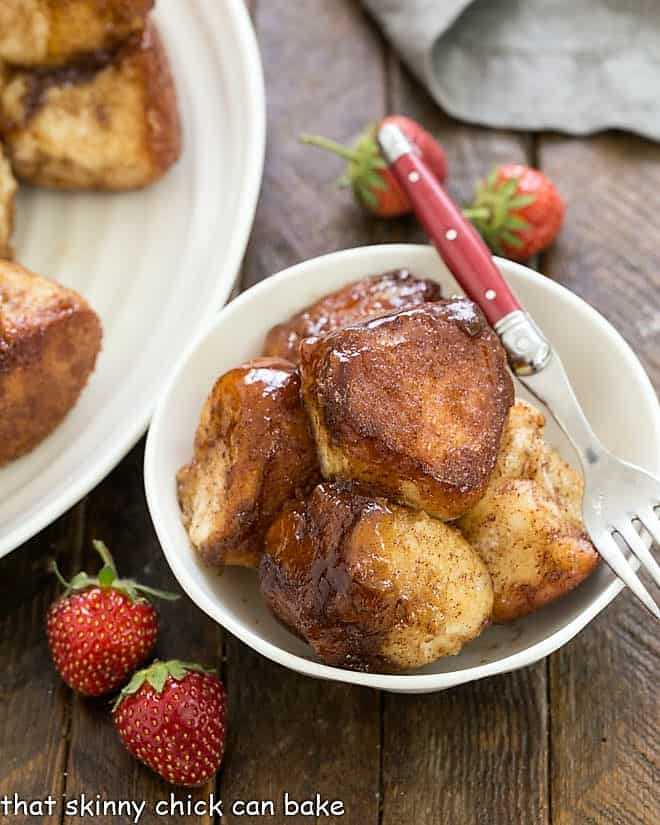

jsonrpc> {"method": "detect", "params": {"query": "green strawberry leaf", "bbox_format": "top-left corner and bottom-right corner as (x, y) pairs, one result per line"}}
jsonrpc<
(112, 669), (149, 711)
(355, 183), (378, 207)
(167, 661), (189, 681)
(496, 178), (519, 199)
(508, 194), (535, 208)
(132, 583), (180, 602)
(500, 229), (524, 249)
(124, 669), (148, 695)
(505, 216), (530, 231)
(146, 662), (169, 693)
(113, 661), (216, 710)
(69, 572), (91, 590)
(173, 661), (216, 677)
(362, 171), (388, 191)
(466, 166), (542, 255)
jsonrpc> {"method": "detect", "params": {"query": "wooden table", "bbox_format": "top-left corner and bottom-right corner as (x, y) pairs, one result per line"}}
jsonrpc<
(1, 2), (658, 823)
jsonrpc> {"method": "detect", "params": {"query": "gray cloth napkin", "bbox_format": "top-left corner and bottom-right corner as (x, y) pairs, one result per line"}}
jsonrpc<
(363, 0), (660, 140)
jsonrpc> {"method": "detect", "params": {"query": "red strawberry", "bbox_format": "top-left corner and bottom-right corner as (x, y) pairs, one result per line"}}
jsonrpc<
(113, 660), (227, 787)
(463, 164), (565, 260)
(300, 115), (447, 218)
(381, 115), (448, 185)
(46, 541), (178, 697)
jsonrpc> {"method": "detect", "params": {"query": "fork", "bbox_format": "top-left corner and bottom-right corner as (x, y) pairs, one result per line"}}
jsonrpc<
(378, 122), (660, 618)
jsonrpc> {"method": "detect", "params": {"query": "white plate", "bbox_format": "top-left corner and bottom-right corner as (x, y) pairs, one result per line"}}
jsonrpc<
(0, 0), (265, 558)
(145, 244), (660, 694)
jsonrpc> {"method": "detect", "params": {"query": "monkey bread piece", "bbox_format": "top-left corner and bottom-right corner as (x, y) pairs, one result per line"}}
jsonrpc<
(263, 269), (443, 364)
(177, 358), (320, 570)
(492, 399), (586, 524)
(458, 400), (599, 623)
(490, 400), (547, 482)
(0, 0), (153, 67)
(458, 480), (598, 624)
(0, 25), (181, 190)
(0, 144), (17, 258)
(299, 299), (515, 521)
(0, 260), (102, 465)
(260, 482), (494, 672)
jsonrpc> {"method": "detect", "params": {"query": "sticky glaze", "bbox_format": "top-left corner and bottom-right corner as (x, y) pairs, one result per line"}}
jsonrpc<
(263, 269), (442, 364)
(177, 357), (321, 569)
(299, 299), (514, 520)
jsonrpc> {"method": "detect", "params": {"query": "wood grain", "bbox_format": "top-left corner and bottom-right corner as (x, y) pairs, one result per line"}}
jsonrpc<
(0, 509), (84, 825)
(240, 0), (391, 291)
(62, 443), (222, 825)
(221, 642), (380, 824)
(539, 133), (660, 825)
(539, 134), (660, 387)
(381, 671), (549, 825)
(379, 58), (550, 825)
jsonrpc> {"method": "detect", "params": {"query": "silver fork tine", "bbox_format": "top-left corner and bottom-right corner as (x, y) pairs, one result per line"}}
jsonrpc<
(594, 531), (660, 619)
(615, 520), (660, 589)
(637, 506), (660, 548)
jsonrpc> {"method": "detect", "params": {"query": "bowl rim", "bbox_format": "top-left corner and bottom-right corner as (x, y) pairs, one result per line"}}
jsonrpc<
(145, 243), (660, 692)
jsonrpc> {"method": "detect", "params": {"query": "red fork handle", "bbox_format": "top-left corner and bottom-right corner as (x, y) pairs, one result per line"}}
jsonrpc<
(377, 124), (521, 327)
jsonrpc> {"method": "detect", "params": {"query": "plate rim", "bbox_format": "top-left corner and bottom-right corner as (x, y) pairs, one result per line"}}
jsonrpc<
(0, 0), (266, 559)
(144, 243), (660, 694)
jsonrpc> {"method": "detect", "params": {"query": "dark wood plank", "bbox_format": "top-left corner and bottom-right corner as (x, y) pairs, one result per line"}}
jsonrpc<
(381, 671), (549, 825)
(0, 509), (84, 825)
(539, 133), (660, 825)
(62, 442), (221, 825)
(548, 599), (659, 825)
(240, 0), (391, 291)
(222, 645), (380, 824)
(540, 134), (660, 387)
(378, 57), (550, 825)
(223, 1), (384, 822)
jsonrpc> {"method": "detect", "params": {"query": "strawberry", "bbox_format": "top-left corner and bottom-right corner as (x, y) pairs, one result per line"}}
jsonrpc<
(46, 541), (178, 697)
(113, 660), (227, 787)
(300, 115), (447, 218)
(463, 164), (565, 261)
(381, 115), (448, 185)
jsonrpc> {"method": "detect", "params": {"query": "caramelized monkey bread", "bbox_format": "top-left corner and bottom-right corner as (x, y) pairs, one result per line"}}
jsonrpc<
(300, 299), (514, 521)
(0, 24), (181, 190)
(0, 144), (17, 259)
(0, 0), (154, 67)
(177, 358), (320, 569)
(458, 401), (598, 622)
(260, 482), (493, 672)
(263, 269), (442, 364)
(0, 260), (102, 465)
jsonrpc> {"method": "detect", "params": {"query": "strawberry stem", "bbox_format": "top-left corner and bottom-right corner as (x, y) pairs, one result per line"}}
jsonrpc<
(49, 541), (179, 603)
(93, 540), (117, 575)
(300, 134), (360, 162)
(49, 558), (72, 591)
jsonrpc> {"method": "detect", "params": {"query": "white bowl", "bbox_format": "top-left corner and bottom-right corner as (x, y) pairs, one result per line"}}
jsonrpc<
(144, 244), (660, 694)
